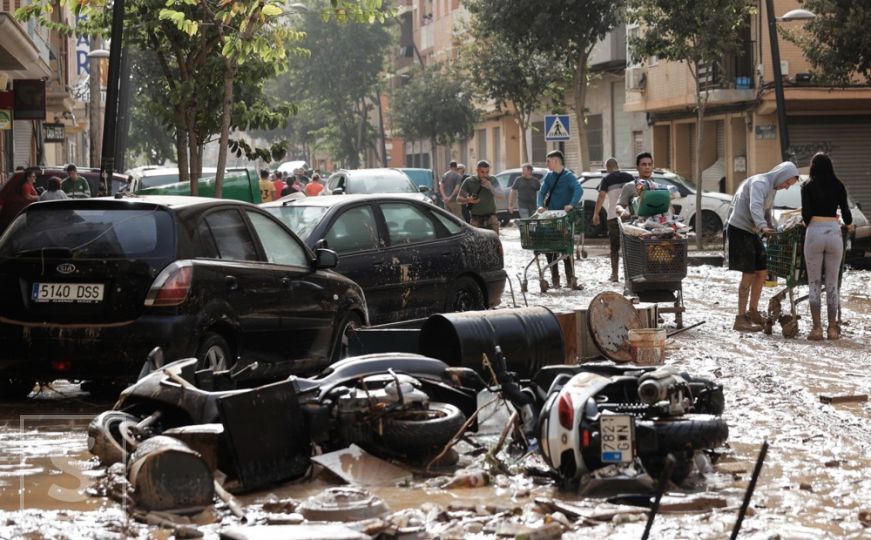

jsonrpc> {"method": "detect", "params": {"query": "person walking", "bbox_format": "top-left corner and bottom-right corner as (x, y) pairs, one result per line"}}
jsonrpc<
(801, 153), (853, 340)
(440, 161), (464, 219)
(458, 160), (503, 232)
(536, 150), (582, 290)
(61, 164), (90, 198)
(305, 174), (325, 196)
(726, 161), (800, 332)
(508, 164), (541, 219)
(0, 167), (39, 233)
(593, 157), (635, 282)
(39, 176), (68, 201)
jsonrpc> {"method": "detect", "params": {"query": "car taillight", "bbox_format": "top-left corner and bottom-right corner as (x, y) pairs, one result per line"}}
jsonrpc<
(558, 393), (574, 430)
(145, 262), (193, 306)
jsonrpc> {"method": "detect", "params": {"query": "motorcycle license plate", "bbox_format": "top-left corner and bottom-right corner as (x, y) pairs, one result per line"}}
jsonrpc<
(600, 415), (635, 464)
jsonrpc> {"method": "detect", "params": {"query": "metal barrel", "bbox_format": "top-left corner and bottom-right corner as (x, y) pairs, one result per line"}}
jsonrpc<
(127, 435), (215, 512)
(419, 307), (565, 378)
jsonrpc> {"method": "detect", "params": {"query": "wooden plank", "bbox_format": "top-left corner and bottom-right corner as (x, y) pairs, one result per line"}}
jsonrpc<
(819, 394), (868, 405)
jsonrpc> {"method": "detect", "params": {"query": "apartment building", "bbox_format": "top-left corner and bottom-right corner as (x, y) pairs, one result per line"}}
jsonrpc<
(625, 0), (871, 210)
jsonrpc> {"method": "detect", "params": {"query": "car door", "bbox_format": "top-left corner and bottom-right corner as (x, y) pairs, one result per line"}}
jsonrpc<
(244, 210), (337, 374)
(198, 208), (283, 364)
(379, 201), (446, 320)
(319, 204), (389, 322)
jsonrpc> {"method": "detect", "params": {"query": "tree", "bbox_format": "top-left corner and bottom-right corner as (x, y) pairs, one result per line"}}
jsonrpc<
(782, 0), (871, 86)
(457, 32), (569, 163)
(465, 0), (625, 172)
(126, 48), (177, 165)
(629, 0), (756, 248)
(390, 63), (479, 177)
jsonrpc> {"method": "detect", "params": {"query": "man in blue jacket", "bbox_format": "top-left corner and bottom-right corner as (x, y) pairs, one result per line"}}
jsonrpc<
(536, 150), (582, 290)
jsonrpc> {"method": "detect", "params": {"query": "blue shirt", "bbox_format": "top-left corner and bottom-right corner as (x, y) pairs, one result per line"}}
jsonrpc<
(537, 169), (581, 210)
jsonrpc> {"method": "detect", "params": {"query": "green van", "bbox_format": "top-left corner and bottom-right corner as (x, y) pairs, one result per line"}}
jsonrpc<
(128, 167), (262, 203)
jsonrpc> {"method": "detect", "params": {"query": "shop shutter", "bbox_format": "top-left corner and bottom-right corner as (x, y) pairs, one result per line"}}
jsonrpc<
(12, 120), (34, 169)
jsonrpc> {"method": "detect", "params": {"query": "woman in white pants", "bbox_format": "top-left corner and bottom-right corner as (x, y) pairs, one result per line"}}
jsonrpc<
(801, 153), (853, 340)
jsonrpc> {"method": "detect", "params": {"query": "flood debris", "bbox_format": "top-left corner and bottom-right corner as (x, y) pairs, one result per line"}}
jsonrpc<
(442, 469), (490, 489)
(297, 487), (388, 522)
(127, 435), (214, 512)
(219, 524), (370, 540)
(818, 393), (868, 405)
(311, 445), (412, 486)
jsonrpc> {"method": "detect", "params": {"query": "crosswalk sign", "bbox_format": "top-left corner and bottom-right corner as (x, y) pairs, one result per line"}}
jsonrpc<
(544, 114), (571, 141)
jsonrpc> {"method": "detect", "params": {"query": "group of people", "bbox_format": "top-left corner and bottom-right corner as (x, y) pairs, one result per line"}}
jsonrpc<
(0, 164), (90, 233)
(259, 167), (325, 202)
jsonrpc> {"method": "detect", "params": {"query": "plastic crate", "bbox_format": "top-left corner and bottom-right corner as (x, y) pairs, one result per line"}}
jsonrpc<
(518, 209), (583, 255)
(766, 224), (806, 286)
(622, 233), (688, 284)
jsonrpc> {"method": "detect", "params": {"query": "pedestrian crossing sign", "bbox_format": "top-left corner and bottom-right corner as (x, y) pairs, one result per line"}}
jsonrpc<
(544, 114), (571, 141)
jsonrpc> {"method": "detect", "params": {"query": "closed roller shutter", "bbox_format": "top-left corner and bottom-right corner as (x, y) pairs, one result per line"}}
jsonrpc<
(13, 120), (35, 169)
(790, 116), (871, 211)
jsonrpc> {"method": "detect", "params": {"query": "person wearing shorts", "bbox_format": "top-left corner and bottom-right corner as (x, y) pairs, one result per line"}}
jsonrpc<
(592, 157), (634, 282)
(725, 161), (800, 332)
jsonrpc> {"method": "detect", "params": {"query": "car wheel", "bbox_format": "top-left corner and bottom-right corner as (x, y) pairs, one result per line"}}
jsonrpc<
(331, 311), (364, 362)
(196, 332), (233, 371)
(445, 276), (485, 312)
(691, 211), (723, 238)
(0, 377), (35, 400)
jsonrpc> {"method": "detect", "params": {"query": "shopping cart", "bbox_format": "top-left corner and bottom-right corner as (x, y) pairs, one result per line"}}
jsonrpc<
(518, 209), (584, 293)
(619, 219), (688, 328)
(764, 224), (848, 337)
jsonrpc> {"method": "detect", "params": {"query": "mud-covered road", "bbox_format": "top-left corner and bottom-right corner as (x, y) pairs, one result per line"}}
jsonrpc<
(0, 227), (869, 539)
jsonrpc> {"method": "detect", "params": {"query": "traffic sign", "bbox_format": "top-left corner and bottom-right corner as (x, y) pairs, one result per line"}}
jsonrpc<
(544, 114), (571, 141)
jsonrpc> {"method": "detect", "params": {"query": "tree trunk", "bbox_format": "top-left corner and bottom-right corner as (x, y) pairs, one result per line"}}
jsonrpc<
(694, 86), (706, 250)
(430, 138), (439, 180)
(214, 60), (235, 199)
(175, 109), (190, 189)
(571, 50), (591, 173)
(517, 112), (529, 164)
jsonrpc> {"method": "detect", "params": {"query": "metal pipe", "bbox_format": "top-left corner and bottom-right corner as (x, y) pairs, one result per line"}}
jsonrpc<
(114, 47), (131, 174)
(99, 0), (126, 195)
(765, 0), (791, 162)
(730, 440), (769, 539)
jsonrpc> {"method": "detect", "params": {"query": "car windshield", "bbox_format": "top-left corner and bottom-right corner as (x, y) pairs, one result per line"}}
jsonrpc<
(773, 183), (802, 209)
(402, 170), (433, 189)
(0, 207), (175, 260)
(263, 205), (330, 241)
(659, 173), (698, 192)
(352, 173), (417, 194)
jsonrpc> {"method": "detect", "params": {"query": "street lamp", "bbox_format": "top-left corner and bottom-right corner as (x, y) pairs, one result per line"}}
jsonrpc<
(765, 0), (815, 162)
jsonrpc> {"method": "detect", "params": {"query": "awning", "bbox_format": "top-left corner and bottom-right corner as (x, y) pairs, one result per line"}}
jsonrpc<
(0, 13), (51, 80)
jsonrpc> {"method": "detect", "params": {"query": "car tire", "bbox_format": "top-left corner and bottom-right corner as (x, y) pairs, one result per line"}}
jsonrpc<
(0, 377), (35, 400)
(331, 311), (364, 362)
(691, 211), (723, 238)
(445, 276), (486, 312)
(380, 402), (465, 454)
(87, 410), (140, 465)
(196, 332), (233, 371)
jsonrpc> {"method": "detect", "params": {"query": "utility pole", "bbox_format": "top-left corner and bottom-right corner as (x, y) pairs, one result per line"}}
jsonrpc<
(88, 37), (103, 168)
(99, 0), (126, 195)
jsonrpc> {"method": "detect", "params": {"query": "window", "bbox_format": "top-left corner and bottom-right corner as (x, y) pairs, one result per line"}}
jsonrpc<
(203, 209), (259, 261)
(587, 114), (604, 163)
(432, 210), (463, 235)
(324, 206), (380, 253)
(477, 129), (487, 160)
(492, 127), (501, 171)
(381, 203), (437, 244)
(246, 211), (309, 267)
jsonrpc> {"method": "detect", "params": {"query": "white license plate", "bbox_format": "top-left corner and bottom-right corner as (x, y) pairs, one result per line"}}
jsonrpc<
(600, 414), (635, 464)
(31, 282), (105, 303)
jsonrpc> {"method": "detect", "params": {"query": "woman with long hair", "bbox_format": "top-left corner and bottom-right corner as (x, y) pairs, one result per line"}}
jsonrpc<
(0, 168), (39, 233)
(801, 153), (853, 340)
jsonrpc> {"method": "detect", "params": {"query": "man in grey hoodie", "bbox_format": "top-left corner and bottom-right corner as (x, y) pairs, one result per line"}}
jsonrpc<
(726, 161), (800, 332)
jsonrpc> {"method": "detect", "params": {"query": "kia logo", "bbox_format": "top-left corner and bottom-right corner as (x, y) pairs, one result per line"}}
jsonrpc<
(56, 263), (76, 274)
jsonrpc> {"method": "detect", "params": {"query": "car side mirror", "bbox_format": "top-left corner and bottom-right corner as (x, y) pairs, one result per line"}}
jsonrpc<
(316, 248), (339, 269)
(419, 186), (429, 192)
(137, 346), (165, 379)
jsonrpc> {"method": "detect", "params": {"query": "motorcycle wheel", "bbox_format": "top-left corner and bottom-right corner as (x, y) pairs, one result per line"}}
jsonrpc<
(87, 410), (139, 465)
(641, 450), (694, 485)
(380, 402), (465, 454)
(686, 376), (726, 415)
(645, 414), (729, 453)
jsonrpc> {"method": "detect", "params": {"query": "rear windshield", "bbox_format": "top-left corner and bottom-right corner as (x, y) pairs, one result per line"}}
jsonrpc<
(0, 207), (175, 260)
(263, 205), (330, 241)
(352, 173), (417, 194)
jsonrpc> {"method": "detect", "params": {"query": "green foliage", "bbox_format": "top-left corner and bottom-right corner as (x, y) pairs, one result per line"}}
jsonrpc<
(390, 63), (479, 148)
(783, 0), (871, 86)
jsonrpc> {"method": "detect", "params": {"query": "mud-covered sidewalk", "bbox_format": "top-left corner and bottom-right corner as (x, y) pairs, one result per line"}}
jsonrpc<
(0, 227), (869, 539)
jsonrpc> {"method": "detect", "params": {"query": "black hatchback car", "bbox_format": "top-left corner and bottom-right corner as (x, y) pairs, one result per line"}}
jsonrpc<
(0, 196), (368, 398)
(261, 194), (506, 325)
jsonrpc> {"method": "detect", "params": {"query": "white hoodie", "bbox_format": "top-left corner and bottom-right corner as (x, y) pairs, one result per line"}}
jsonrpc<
(727, 162), (799, 234)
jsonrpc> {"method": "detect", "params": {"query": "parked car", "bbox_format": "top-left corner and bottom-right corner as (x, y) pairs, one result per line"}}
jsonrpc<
(579, 169), (733, 237)
(261, 194), (507, 324)
(277, 160), (311, 177)
(324, 168), (432, 203)
(492, 167), (549, 226)
(125, 167), (262, 203)
(7, 167), (129, 197)
(400, 168), (439, 205)
(770, 179), (870, 257)
(0, 196), (368, 398)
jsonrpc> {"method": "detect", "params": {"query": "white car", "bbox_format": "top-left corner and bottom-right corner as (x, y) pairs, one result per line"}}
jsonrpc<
(323, 168), (432, 204)
(579, 169), (733, 237)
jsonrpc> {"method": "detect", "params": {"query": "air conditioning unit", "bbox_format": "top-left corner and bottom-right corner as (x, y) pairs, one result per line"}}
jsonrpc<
(626, 67), (647, 92)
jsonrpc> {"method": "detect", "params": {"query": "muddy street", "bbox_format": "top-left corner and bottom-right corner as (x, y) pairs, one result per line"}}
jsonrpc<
(1, 228), (869, 539)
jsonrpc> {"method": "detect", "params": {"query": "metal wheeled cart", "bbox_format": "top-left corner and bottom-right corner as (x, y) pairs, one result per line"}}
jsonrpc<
(764, 224), (847, 337)
(518, 209), (584, 293)
(619, 220), (688, 328)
